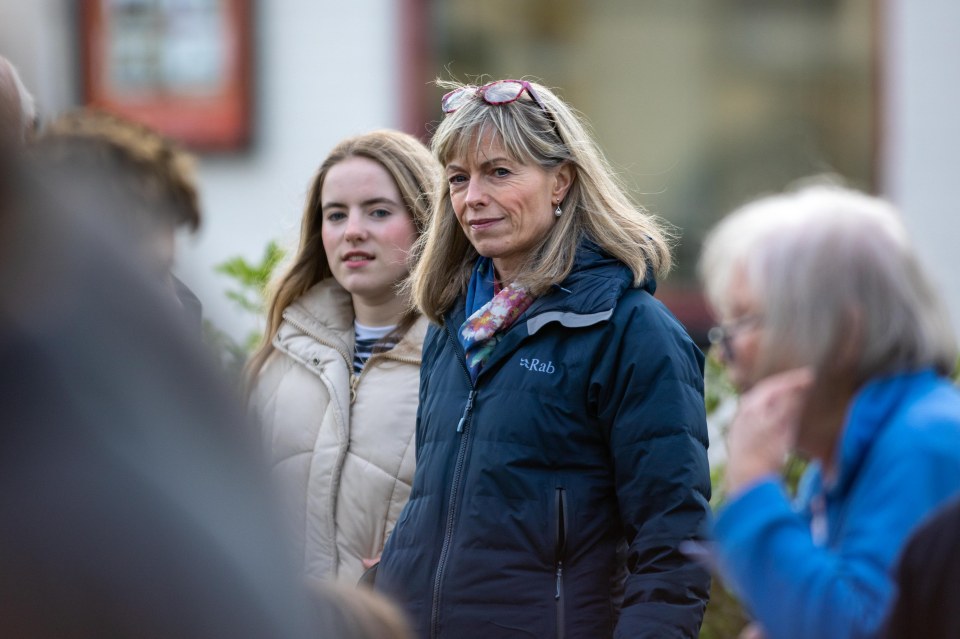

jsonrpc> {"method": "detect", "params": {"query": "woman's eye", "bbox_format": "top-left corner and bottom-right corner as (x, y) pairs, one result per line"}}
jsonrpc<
(325, 211), (346, 222)
(370, 208), (391, 218)
(448, 174), (467, 185)
(493, 167), (511, 177)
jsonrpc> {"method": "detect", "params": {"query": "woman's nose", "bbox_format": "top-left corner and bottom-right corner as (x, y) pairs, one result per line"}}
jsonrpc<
(464, 176), (488, 208)
(343, 211), (367, 241)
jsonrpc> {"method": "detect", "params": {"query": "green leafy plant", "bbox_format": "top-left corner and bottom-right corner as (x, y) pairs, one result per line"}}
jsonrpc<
(203, 240), (286, 378)
(699, 348), (750, 638)
(699, 348), (812, 637)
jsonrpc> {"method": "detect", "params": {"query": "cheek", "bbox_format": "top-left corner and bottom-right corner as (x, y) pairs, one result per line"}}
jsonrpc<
(320, 226), (340, 266)
(382, 217), (418, 258)
(449, 193), (467, 224)
(523, 208), (556, 238)
(732, 334), (764, 383)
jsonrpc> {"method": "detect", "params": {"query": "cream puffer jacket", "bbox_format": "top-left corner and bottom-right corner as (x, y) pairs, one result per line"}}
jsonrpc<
(249, 279), (425, 585)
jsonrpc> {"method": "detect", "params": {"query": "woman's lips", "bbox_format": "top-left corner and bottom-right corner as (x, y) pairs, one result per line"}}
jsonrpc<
(342, 251), (374, 268)
(468, 218), (503, 231)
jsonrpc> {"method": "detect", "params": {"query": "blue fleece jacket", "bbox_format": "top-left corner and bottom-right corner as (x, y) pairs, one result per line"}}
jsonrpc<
(714, 369), (960, 639)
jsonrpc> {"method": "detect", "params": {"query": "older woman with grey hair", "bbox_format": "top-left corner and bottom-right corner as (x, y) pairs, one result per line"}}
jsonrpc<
(700, 184), (960, 639)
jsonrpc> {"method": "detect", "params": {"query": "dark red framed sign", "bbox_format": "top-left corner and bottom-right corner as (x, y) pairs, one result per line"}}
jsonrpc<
(80, 0), (253, 151)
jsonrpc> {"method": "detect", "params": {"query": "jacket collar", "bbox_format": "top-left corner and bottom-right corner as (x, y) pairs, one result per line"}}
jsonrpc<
(802, 368), (941, 502)
(282, 279), (427, 358)
(833, 368), (940, 494)
(442, 240), (656, 382)
(447, 241), (653, 325)
(284, 279), (355, 345)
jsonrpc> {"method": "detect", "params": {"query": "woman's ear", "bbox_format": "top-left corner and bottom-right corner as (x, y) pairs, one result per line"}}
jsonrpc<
(552, 163), (575, 204)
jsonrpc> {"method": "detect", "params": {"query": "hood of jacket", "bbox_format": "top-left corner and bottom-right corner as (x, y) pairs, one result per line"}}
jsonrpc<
(280, 279), (426, 365)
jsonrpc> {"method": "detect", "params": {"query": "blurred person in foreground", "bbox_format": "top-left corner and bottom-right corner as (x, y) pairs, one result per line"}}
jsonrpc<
(246, 130), (437, 585)
(0, 54), (38, 144)
(311, 582), (414, 639)
(376, 79), (711, 638)
(0, 115), (320, 637)
(34, 109), (204, 331)
(883, 494), (960, 638)
(699, 184), (960, 639)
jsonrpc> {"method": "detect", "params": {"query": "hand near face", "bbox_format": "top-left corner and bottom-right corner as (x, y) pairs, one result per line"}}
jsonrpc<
(725, 367), (814, 496)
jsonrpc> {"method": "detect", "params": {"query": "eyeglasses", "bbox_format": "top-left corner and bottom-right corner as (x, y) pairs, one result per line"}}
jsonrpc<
(441, 79), (549, 114)
(707, 314), (763, 362)
(441, 79), (564, 146)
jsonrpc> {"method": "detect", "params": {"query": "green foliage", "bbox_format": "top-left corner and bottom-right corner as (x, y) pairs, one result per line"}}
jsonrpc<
(704, 349), (736, 419)
(700, 346), (750, 638)
(204, 241), (286, 378)
(203, 319), (251, 380)
(699, 575), (750, 639)
(699, 347), (812, 637)
(215, 240), (286, 316)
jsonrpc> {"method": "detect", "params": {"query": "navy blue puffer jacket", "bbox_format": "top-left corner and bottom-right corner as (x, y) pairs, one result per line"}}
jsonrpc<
(377, 244), (711, 638)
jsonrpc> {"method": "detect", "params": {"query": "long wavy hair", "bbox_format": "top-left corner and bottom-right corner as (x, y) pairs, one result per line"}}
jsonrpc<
(246, 130), (437, 381)
(410, 78), (673, 324)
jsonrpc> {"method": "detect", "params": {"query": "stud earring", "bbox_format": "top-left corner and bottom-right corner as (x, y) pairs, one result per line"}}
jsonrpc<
(554, 203), (562, 217)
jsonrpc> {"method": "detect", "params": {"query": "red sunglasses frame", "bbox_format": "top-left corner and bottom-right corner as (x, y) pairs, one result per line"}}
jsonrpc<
(441, 79), (548, 114)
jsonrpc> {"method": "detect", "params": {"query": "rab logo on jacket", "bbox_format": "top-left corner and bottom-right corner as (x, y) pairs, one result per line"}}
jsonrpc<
(519, 358), (555, 374)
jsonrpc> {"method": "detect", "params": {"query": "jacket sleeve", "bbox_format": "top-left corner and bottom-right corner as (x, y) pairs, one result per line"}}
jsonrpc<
(714, 437), (960, 639)
(592, 297), (712, 639)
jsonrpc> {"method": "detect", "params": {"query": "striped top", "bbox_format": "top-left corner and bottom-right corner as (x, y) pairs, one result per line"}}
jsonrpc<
(353, 321), (397, 374)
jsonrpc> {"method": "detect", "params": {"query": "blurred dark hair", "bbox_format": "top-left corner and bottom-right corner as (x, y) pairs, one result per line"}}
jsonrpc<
(35, 109), (201, 232)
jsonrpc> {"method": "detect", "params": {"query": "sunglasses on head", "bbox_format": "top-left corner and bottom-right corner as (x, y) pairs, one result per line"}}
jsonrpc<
(441, 79), (564, 144)
(441, 79), (549, 114)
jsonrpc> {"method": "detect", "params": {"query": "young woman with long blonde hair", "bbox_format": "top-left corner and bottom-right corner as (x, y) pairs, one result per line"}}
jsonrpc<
(247, 130), (438, 584)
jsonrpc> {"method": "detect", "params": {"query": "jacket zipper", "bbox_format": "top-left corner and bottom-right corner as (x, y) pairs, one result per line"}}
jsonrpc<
(430, 324), (478, 639)
(555, 487), (567, 639)
(350, 349), (421, 404)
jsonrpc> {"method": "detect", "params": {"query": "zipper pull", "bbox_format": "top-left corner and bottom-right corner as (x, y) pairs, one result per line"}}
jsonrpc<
(350, 374), (360, 405)
(555, 562), (563, 600)
(456, 389), (477, 433)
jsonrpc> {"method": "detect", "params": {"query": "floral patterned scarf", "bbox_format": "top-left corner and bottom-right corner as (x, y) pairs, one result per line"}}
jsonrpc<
(459, 258), (535, 383)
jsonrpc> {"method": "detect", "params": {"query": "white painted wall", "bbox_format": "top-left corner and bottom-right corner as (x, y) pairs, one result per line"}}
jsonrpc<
(0, 0), (402, 342)
(180, 0), (402, 341)
(883, 0), (960, 340)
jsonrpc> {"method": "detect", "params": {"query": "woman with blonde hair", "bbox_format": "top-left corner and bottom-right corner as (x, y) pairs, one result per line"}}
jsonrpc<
(247, 130), (438, 585)
(376, 79), (711, 638)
